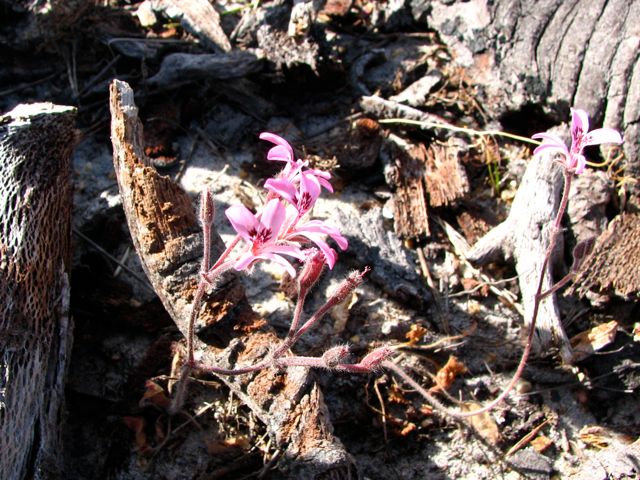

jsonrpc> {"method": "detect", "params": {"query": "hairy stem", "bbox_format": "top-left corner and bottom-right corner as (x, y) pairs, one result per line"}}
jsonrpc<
(287, 290), (307, 339)
(389, 171), (574, 418)
(186, 260), (235, 365)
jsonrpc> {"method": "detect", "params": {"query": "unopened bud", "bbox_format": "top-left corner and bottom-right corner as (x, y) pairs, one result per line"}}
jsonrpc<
(358, 346), (393, 372)
(199, 187), (215, 227)
(322, 345), (350, 368)
(298, 249), (325, 294)
(327, 267), (371, 308)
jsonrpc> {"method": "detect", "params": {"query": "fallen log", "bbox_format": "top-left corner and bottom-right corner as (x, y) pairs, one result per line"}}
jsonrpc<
(0, 103), (76, 479)
(109, 79), (355, 479)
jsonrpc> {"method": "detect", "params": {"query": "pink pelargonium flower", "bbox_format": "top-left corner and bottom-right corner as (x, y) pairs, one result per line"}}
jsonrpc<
(264, 172), (321, 215)
(259, 132), (333, 192)
(225, 198), (306, 277)
(532, 108), (623, 174)
(283, 219), (348, 269)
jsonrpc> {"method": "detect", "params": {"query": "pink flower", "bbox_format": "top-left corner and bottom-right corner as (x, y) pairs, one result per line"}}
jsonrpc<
(532, 108), (622, 174)
(264, 173), (321, 215)
(283, 218), (348, 269)
(259, 132), (333, 192)
(225, 199), (305, 276)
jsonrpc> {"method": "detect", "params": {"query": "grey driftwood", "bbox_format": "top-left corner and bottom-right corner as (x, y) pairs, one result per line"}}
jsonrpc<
(466, 153), (572, 362)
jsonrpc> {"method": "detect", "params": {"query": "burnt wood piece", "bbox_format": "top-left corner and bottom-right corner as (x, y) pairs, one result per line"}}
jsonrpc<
(382, 134), (469, 239)
(109, 79), (355, 479)
(572, 212), (640, 300)
(567, 169), (612, 246)
(423, 141), (469, 207)
(466, 153), (572, 362)
(360, 95), (452, 128)
(382, 134), (431, 238)
(149, 0), (231, 52)
(426, 0), (640, 205)
(146, 50), (265, 89)
(0, 103), (76, 479)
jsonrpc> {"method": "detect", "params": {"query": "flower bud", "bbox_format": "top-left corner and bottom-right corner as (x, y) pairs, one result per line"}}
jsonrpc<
(326, 267), (371, 308)
(298, 249), (325, 294)
(358, 346), (393, 372)
(199, 187), (215, 227)
(322, 345), (350, 368)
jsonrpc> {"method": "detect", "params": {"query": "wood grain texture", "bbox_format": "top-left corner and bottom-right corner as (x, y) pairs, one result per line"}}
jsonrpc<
(109, 79), (355, 479)
(466, 154), (571, 362)
(573, 212), (640, 300)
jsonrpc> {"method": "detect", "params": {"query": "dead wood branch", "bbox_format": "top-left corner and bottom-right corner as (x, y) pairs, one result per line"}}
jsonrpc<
(1, 103), (76, 480)
(109, 79), (355, 479)
(148, 0), (231, 52)
(466, 154), (572, 362)
(360, 95), (452, 128)
(146, 50), (264, 89)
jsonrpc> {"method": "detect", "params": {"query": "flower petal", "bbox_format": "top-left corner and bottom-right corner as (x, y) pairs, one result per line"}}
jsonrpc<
(293, 232), (338, 269)
(265, 243), (306, 260)
(265, 178), (298, 206)
(532, 132), (567, 147)
(266, 145), (294, 163)
(260, 199), (286, 238)
(304, 167), (333, 192)
(533, 143), (569, 158)
(318, 177), (334, 193)
(574, 154), (587, 174)
(234, 250), (258, 271)
(296, 220), (349, 250)
(225, 205), (259, 243)
(571, 108), (590, 138)
(583, 128), (623, 146)
(298, 171), (322, 211)
(260, 132), (295, 163)
(260, 253), (298, 277)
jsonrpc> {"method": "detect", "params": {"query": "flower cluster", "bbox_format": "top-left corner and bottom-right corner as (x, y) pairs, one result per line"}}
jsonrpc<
(532, 108), (622, 174)
(224, 133), (348, 277)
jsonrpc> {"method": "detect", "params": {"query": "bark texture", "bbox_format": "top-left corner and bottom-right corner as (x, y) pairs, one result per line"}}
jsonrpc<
(109, 79), (355, 479)
(0, 103), (76, 479)
(572, 212), (640, 300)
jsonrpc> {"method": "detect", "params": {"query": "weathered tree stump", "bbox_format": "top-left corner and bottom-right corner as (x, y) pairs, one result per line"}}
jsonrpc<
(109, 79), (355, 479)
(466, 153), (572, 362)
(0, 103), (76, 479)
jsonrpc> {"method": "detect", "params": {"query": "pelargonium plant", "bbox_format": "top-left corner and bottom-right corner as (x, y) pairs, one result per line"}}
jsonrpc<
(176, 111), (623, 421)
(179, 132), (391, 389)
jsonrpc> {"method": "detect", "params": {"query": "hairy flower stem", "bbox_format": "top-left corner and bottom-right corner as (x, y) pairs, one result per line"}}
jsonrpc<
(186, 260), (234, 365)
(287, 290), (308, 339)
(388, 171), (575, 419)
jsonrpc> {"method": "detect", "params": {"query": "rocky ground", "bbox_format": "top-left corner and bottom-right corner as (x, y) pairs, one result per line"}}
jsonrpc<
(2, 1), (639, 479)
